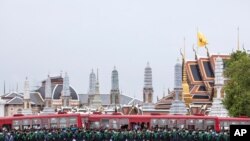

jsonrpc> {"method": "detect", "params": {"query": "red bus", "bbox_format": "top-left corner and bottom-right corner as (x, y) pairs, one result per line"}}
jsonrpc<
(0, 113), (82, 130)
(81, 114), (220, 132)
(218, 117), (250, 130)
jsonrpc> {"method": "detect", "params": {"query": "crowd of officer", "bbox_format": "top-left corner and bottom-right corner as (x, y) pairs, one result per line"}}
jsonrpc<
(0, 127), (230, 141)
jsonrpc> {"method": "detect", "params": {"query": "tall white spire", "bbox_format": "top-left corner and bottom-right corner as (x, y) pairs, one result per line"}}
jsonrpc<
(143, 62), (153, 104)
(45, 75), (52, 99)
(95, 69), (100, 94)
(88, 69), (96, 94)
(23, 77), (30, 100)
(92, 69), (102, 108)
(110, 66), (120, 105)
(209, 56), (228, 117)
(22, 77), (32, 114)
(144, 62), (153, 88)
(111, 66), (119, 90)
(63, 72), (70, 97)
(170, 59), (187, 115)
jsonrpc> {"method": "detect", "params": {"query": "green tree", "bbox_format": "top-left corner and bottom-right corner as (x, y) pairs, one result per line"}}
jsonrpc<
(223, 50), (250, 117)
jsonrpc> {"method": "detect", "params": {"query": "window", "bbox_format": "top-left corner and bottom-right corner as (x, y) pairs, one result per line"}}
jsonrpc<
(101, 119), (110, 128)
(59, 118), (67, 128)
(50, 118), (58, 128)
(90, 121), (100, 129)
(110, 119), (119, 129)
(69, 117), (77, 127)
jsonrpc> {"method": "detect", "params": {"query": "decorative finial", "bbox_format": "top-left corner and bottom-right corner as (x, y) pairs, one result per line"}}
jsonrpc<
(114, 66), (116, 70)
(205, 46), (210, 57)
(147, 62), (150, 67)
(193, 45), (197, 60)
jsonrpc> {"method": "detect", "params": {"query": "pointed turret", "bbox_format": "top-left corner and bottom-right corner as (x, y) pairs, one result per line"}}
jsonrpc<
(22, 77), (32, 115)
(143, 62), (153, 103)
(61, 72), (72, 107)
(181, 46), (192, 107)
(42, 75), (55, 113)
(169, 59), (187, 115)
(110, 66), (120, 105)
(92, 69), (102, 109)
(209, 56), (228, 117)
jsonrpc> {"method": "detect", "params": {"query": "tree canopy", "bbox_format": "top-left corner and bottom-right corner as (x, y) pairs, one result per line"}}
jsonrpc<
(223, 50), (250, 117)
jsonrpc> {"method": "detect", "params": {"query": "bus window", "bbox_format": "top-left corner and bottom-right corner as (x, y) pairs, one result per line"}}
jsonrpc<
(90, 121), (100, 129)
(12, 120), (21, 130)
(110, 119), (119, 129)
(221, 121), (229, 130)
(50, 118), (58, 128)
(205, 120), (215, 130)
(169, 119), (177, 129)
(150, 119), (158, 128)
(195, 119), (204, 130)
(41, 118), (49, 128)
(69, 117), (77, 127)
(177, 119), (185, 129)
(32, 119), (41, 129)
(101, 119), (109, 128)
(59, 118), (67, 128)
(120, 118), (129, 129)
(159, 119), (168, 128)
(187, 119), (195, 130)
(231, 121), (240, 125)
(22, 119), (31, 129)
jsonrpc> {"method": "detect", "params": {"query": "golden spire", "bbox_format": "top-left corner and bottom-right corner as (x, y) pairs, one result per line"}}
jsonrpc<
(181, 38), (187, 83)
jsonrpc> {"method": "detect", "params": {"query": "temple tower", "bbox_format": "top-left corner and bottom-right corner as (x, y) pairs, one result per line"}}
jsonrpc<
(170, 59), (187, 115)
(181, 47), (192, 106)
(209, 57), (228, 117)
(143, 62), (153, 104)
(92, 69), (102, 108)
(42, 75), (55, 113)
(61, 72), (72, 107)
(88, 69), (96, 105)
(22, 77), (32, 114)
(110, 66), (120, 105)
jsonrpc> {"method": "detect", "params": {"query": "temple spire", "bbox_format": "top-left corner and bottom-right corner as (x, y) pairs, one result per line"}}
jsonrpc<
(170, 59), (187, 115)
(110, 66), (120, 105)
(96, 69), (100, 94)
(63, 72), (70, 97)
(193, 45), (197, 60)
(143, 62), (153, 103)
(45, 75), (52, 99)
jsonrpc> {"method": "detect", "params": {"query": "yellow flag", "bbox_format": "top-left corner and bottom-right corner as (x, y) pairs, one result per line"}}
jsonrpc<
(197, 31), (208, 47)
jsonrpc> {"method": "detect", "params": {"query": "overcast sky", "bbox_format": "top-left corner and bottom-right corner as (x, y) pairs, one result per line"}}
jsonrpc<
(0, 0), (250, 102)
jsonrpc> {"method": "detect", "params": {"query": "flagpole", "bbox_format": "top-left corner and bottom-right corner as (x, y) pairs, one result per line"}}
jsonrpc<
(196, 27), (199, 55)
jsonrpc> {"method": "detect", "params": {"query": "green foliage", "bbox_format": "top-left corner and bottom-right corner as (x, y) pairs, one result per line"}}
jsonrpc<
(223, 50), (250, 117)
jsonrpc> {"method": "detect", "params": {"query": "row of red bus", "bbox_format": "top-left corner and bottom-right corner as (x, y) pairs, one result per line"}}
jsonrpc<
(0, 113), (249, 132)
